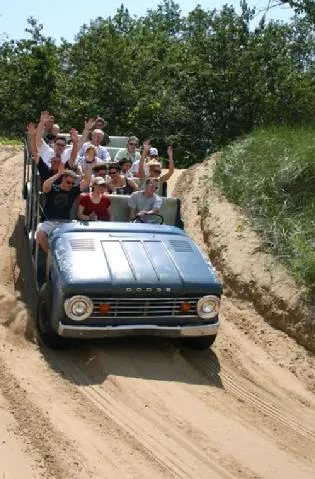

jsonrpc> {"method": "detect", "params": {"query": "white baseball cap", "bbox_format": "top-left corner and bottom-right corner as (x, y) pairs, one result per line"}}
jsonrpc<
(149, 147), (158, 156)
(93, 176), (106, 185)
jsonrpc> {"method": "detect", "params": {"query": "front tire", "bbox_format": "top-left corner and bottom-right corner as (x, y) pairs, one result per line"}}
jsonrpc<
(181, 335), (217, 351)
(37, 283), (70, 349)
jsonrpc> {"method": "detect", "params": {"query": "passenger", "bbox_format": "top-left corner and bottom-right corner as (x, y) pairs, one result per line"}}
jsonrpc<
(94, 117), (107, 130)
(44, 133), (57, 147)
(77, 145), (106, 175)
(77, 177), (111, 221)
(27, 122), (78, 183)
(118, 158), (133, 178)
(35, 111), (79, 168)
(52, 123), (60, 137)
(78, 129), (111, 162)
(37, 155), (63, 184)
(138, 144), (174, 195)
(130, 139), (151, 177)
(43, 113), (55, 139)
(128, 178), (162, 220)
(148, 147), (159, 160)
(106, 164), (138, 195)
(36, 163), (92, 254)
(44, 120), (59, 145)
(114, 136), (141, 164)
(87, 117), (108, 142)
(92, 164), (108, 181)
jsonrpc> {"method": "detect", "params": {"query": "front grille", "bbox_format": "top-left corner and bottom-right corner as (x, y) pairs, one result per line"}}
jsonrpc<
(89, 297), (200, 319)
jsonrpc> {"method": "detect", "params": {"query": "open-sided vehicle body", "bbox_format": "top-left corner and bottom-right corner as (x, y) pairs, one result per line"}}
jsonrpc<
(23, 134), (223, 349)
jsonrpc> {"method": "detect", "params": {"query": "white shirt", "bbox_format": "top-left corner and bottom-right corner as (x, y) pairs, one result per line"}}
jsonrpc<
(130, 160), (149, 177)
(39, 141), (72, 166)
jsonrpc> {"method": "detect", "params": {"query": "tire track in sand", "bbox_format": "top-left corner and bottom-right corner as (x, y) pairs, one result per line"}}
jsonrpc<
(182, 348), (315, 442)
(0, 356), (88, 478)
(48, 350), (237, 479)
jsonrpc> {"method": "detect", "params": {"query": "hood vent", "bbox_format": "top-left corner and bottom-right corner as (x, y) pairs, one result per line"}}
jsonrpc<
(168, 239), (193, 253)
(70, 238), (95, 251)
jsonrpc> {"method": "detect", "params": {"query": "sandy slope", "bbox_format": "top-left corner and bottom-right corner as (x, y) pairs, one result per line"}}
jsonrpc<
(0, 148), (314, 479)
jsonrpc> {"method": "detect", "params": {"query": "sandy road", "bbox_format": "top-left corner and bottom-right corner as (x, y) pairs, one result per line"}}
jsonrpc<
(0, 148), (314, 479)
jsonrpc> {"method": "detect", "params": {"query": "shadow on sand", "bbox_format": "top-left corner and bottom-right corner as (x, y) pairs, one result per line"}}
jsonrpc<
(9, 214), (38, 341)
(40, 336), (224, 389)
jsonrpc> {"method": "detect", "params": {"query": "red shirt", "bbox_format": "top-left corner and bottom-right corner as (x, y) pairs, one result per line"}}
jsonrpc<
(79, 193), (111, 220)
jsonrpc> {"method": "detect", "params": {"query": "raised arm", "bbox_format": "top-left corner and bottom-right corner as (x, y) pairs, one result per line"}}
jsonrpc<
(68, 128), (79, 168)
(26, 123), (39, 164)
(138, 140), (151, 179)
(42, 162), (65, 193)
(160, 146), (174, 182)
(35, 111), (50, 150)
(79, 163), (93, 192)
(78, 118), (95, 151)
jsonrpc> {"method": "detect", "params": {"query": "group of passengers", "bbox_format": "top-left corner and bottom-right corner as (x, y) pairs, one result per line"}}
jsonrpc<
(27, 111), (174, 253)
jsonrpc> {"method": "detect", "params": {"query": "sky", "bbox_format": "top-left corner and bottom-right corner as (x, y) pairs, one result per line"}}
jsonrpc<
(0, 0), (294, 44)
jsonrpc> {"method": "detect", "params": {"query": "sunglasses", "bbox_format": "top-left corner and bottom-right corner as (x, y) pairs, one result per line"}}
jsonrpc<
(109, 171), (117, 175)
(152, 169), (161, 174)
(129, 142), (137, 146)
(65, 180), (75, 186)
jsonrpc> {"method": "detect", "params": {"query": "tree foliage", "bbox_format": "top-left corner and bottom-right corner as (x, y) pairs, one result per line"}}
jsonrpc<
(0, 2), (314, 165)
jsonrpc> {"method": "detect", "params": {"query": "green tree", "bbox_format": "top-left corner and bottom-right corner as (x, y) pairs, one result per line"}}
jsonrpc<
(0, 18), (59, 135)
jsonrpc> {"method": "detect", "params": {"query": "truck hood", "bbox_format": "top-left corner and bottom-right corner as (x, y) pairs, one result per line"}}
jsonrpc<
(50, 224), (222, 296)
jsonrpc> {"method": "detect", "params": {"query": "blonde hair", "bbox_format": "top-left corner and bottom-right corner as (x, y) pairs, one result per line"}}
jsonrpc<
(86, 145), (97, 156)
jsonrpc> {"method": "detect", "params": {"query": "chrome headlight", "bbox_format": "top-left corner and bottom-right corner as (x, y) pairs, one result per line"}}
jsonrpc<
(64, 296), (94, 321)
(197, 295), (220, 320)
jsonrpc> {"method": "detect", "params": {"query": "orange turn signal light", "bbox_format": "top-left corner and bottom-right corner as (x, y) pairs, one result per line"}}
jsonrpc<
(180, 302), (191, 314)
(99, 303), (111, 314)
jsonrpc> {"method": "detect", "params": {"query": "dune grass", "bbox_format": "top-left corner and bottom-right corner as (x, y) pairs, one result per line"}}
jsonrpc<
(0, 136), (21, 146)
(213, 126), (315, 287)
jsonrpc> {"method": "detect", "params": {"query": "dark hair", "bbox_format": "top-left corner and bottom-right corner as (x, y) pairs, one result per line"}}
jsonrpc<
(146, 177), (158, 186)
(108, 164), (121, 172)
(93, 164), (108, 173)
(45, 133), (57, 141)
(119, 158), (132, 167)
(56, 135), (67, 144)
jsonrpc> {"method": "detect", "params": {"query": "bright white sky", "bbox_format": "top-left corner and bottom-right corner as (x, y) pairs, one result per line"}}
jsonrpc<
(0, 0), (294, 43)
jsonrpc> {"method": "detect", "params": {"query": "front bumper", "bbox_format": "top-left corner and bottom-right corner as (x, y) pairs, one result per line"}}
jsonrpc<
(57, 320), (220, 339)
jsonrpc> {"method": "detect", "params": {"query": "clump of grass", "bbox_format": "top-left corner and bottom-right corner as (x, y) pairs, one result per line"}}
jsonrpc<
(213, 125), (315, 286)
(0, 137), (21, 146)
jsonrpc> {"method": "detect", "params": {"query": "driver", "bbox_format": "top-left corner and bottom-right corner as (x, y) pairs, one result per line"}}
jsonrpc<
(128, 178), (162, 221)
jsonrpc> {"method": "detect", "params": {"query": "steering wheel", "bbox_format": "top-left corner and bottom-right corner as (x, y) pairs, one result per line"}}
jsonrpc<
(133, 213), (164, 225)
